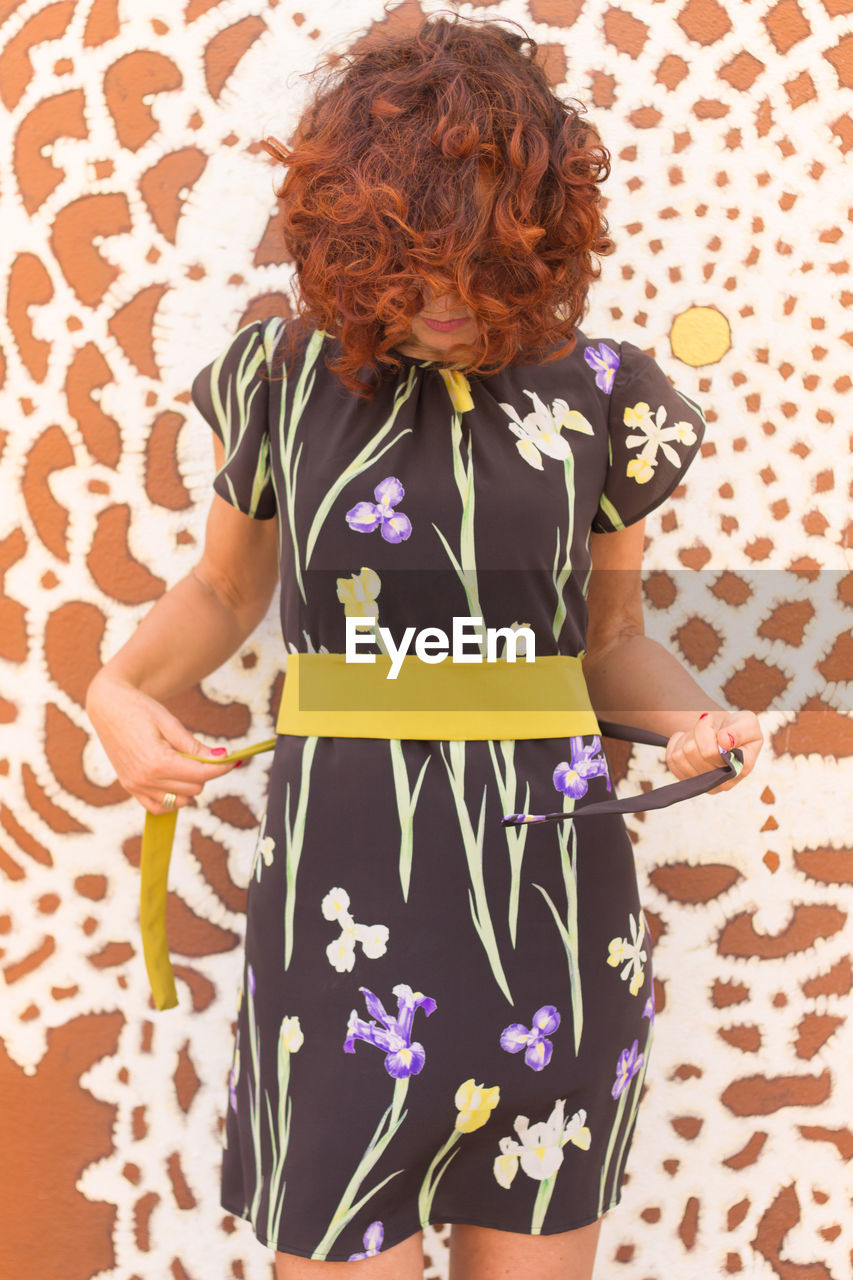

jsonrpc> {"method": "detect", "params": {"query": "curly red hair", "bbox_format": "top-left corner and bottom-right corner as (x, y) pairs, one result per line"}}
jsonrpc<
(260, 11), (613, 401)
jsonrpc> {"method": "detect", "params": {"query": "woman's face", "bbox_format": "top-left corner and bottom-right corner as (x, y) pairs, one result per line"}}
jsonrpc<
(397, 282), (478, 360)
(394, 166), (495, 361)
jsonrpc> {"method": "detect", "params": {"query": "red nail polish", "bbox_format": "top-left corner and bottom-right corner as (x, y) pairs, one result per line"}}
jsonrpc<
(209, 747), (227, 757)
(235, 759), (245, 768)
(727, 732), (736, 749)
(698, 712), (709, 721)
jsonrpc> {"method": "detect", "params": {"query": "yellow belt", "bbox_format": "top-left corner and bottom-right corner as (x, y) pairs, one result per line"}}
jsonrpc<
(277, 651), (599, 738)
(141, 653), (597, 1010)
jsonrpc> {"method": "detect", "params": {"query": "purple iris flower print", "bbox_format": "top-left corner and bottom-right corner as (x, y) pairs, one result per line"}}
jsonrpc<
(500, 1005), (561, 1070)
(583, 342), (620, 393)
(345, 476), (412, 543)
(553, 736), (612, 799)
(348, 1221), (383, 1260)
(612, 1039), (644, 1100)
(643, 990), (655, 1024)
(344, 983), (437, 1078)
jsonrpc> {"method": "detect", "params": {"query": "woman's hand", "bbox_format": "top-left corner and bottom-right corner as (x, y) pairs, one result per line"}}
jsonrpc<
(86, 671), (238, 814)
(665, 709), (763, 795)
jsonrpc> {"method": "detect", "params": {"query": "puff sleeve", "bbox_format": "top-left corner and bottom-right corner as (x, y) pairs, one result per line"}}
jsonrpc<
(191, 319), (277, 520)
(590, 340), (706, 533)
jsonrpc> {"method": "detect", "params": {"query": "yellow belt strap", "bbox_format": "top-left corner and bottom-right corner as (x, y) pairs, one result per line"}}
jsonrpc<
(140, 736), (276, 1010)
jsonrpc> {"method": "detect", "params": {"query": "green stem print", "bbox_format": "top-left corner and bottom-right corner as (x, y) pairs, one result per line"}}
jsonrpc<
(389, 739), (431, 901)
(551, 453), (576, 643)
(487, 739), (530, 947)
(213, 334), (272, 517)
(531, 1173), (557, 1234)
(245, 967), (264, 1225)
(440, 740), (512, 1004)
(302, 370), (418, 595)
(597, 1027), (650, 1216)
(264, 1017), (304, 1243)
(532, 795), (583, 1053)
(432, 408), (481, 635)
(418, 1129), (461, 1227)
(596, 491), (625, 532)
(611, 1019), (654, 1203)
(272, 327), (324, 602)
(283, 736), (319, 970)
(311, 1077), (409, 1260)
(418, 1079), (500, 1227)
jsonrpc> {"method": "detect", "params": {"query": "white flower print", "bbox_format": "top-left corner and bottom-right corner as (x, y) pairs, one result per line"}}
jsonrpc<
(249, 820), (275, 883)
(321, 887), (389, 973)
(607, 911), (648, 996)
(499, 389), (594, 470)
(623, 401), (697, 484)
(278, 1015), (304, 1056)
(493, 1099), (591, 1188)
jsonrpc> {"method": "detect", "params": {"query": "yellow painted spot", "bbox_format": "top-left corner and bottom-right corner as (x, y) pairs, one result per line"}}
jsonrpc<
(670, 306), (731, 366)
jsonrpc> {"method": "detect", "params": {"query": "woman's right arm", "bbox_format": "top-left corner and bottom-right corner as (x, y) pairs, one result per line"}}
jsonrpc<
(85, 437), (280, 814)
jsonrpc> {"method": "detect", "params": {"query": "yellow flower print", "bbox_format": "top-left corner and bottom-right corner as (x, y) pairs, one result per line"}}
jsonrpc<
(336, 567), (381, 618)
(493, 1151), (519, 1189)
(623, 400), (698, 485)
(629, 968), (645, 997)
(418, 1079), (501, 1224)
(607, 913), (648, 996)
(623, 402), (652, 429)
(562, 1108), (591, 1151)
(554, 406), (595, 435)
(454, 1079), (501, 1133)
(626, 456), (654, 484)
(672, 420), (697, 444)
(439, 368), (475, 413)
(517, 438), (546, 470)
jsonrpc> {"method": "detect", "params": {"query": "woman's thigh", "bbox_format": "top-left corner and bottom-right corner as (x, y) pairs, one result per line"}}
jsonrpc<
(448, 1217), (603, 1280)
(274, 1231), (424, 1279)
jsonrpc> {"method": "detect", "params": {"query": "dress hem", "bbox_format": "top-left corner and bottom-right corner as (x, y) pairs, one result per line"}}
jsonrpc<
(221, 1194), (623, 1260)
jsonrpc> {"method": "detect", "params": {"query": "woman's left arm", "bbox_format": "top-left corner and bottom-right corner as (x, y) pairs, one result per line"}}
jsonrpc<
(581, 520), (764, 793)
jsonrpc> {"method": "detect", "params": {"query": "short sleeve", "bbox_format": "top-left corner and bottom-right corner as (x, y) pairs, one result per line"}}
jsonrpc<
(590, 340), (706, 533)
(191, 319), (277, 519)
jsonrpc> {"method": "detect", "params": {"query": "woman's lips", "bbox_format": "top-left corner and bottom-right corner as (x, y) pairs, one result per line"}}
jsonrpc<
(421, 315), (470, 333)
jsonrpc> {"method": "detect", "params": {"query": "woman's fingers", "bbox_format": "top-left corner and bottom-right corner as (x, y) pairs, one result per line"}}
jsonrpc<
(138, 790), (195, 816)
(152, 706), (239, 779)
(86, 675), (240, 806)
(666, 710), (763, 795)
(151, 749), (237, 786)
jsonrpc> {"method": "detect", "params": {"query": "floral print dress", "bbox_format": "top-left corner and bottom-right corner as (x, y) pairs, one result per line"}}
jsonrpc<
(190, 317), (705, 1261)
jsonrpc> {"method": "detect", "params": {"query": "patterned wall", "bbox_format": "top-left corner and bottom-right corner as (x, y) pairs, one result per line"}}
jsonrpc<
(1, 1), (851, 1278)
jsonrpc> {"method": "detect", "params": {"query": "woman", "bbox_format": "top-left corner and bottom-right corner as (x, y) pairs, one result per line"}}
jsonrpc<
(86, 14), (762, 1280)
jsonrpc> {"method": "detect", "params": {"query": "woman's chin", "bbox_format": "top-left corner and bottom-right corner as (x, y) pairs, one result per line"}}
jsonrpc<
(398, 327), (479, 362)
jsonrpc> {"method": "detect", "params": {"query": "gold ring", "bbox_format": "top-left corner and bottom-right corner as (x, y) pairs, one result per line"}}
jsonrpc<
(162, 792), (178, 811)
